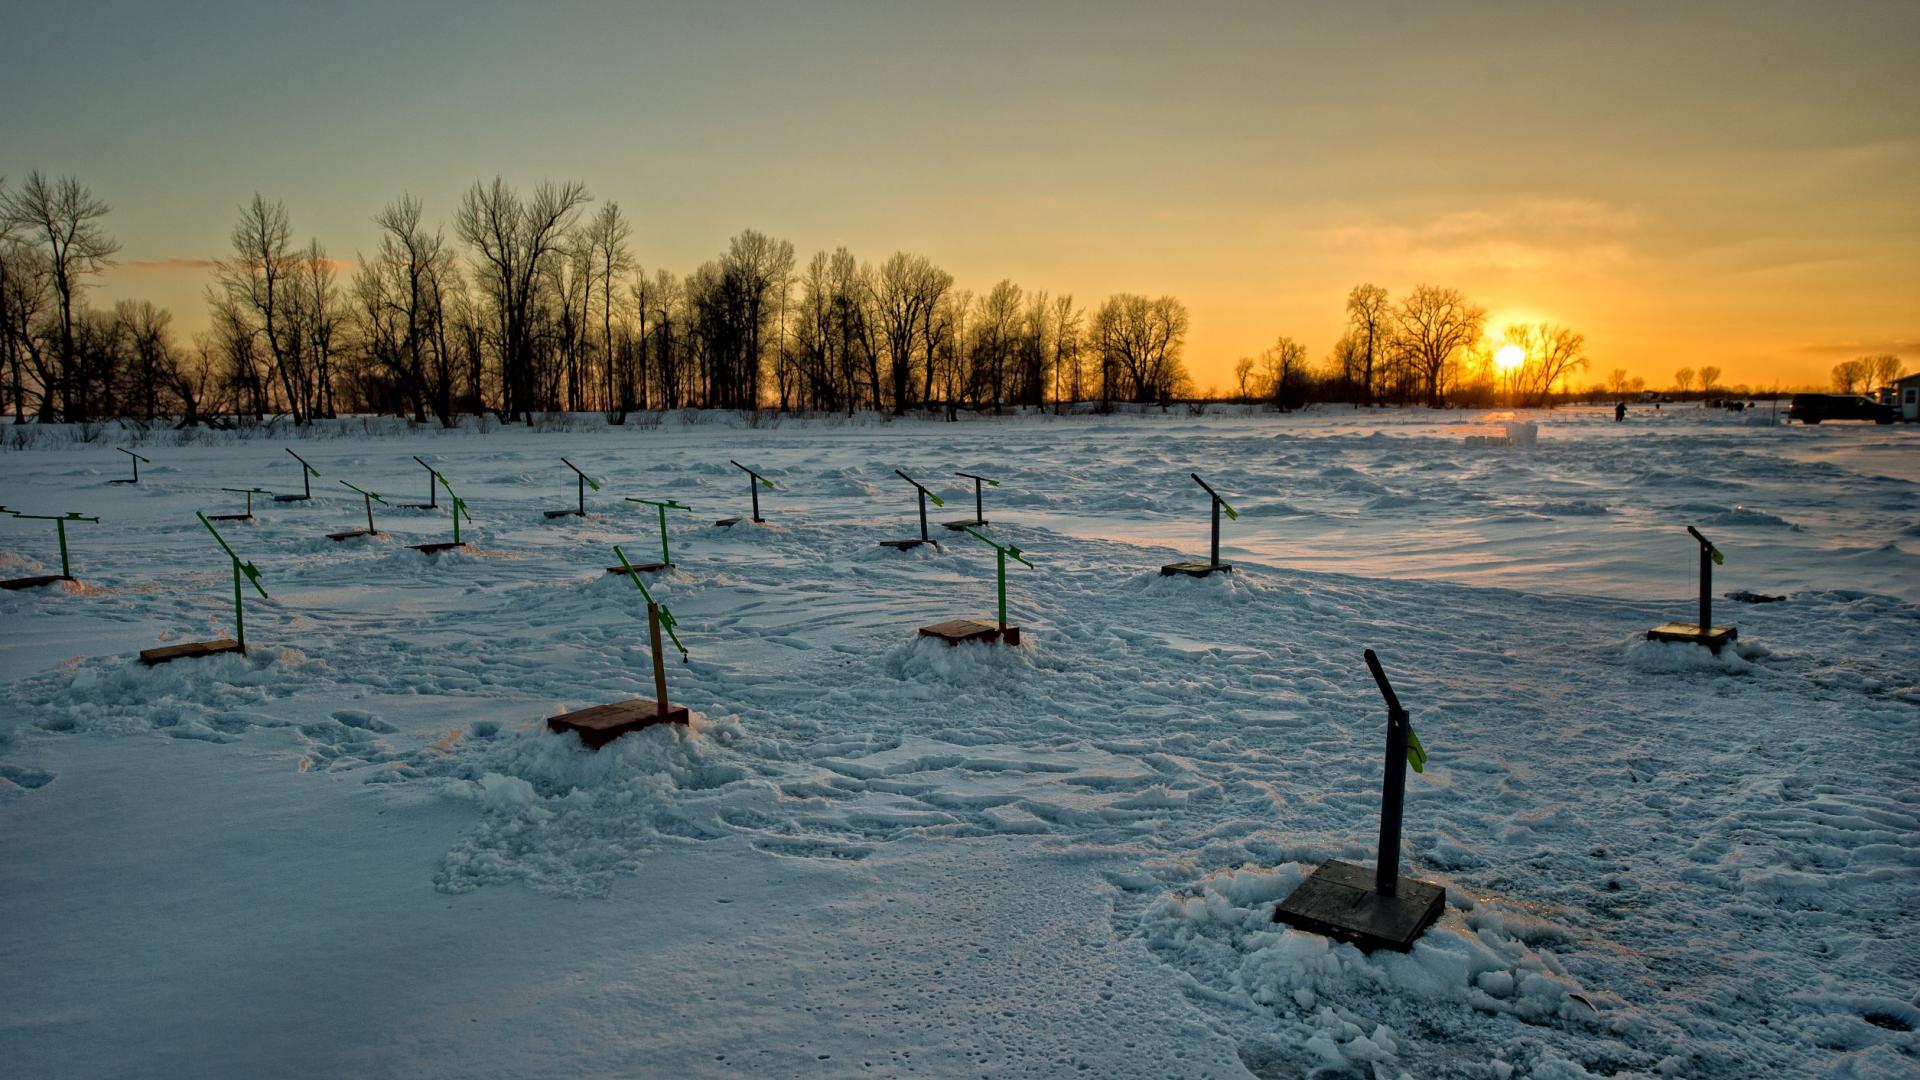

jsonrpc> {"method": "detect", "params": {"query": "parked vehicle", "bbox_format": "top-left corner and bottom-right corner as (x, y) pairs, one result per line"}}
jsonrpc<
(1788, 393), (1896, 424)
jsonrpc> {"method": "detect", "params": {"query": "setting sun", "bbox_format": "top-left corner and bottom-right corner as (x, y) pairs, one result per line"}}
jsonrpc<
(1494, 344), (1527, 371)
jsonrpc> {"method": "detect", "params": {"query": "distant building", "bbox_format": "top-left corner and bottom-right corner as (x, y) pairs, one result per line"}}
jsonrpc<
(1891, 373), (1920, 421)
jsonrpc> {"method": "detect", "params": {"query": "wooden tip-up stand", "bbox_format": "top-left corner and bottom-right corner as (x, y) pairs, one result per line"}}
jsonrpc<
(714, 460), (774, 526)
(326, 481), (386, 541)
(544, 457), (600, 519)
(404, 457), (443, 510)
(919, 528), (1031, 646)
(1647, 526), (1737, 652)
(272, 448), (319, 502)
(410, 474), (471, 554)
(0, 509), (99, 589)
(879, 469), (943, 550)
(110, 447), (150, 485)
(1274, 650), (1445, 953)
(208, 487), (269, 522)
(141, 513), (266, 666)
(941, 472), (998, 530)
(550, 546), (691, 748)
(1161, 473), (1238, 577)
(607, 497), (688, 574)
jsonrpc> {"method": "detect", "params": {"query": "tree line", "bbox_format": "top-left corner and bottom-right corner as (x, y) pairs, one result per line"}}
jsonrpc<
(0, 171), (1198, 425)
(1233, 283), (1592, 410)
(15, 169), (1859, 426)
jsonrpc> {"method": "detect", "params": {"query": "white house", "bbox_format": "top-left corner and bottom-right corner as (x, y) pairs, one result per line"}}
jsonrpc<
(1893, 372), (1920, 422)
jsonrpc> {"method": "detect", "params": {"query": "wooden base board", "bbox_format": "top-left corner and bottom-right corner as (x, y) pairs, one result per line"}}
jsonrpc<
(109, 478), (137, 485)
(0, 574), (71, 591)
(543, 509), (584, 519)
(1273, 860), (1445, 953)
(140, 638), (244, 666)
(547, 698), (690, 749)
(879, 539), (939, 551)
(941, 518), (986, 531)
(410, 541), (467, 555)
(1161, 561), (1232, 578)
(1647, 622), (1737, 652)
(402, 503), (439, 511)
(272, 494), (309, 503)
(606, 562), (669, 574)
(919, 619), (1019, 646)
(714, 517), (765, 527)
(206, 513), (252, 522)
(326, 529), (375, 542)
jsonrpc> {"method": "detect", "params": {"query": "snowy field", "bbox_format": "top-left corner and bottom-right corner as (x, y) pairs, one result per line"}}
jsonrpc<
(1, 405), (1915, 1079)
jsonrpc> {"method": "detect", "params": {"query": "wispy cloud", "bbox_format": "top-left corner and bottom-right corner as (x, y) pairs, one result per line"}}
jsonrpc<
(1316, 198), (1639, 276)
(113, 256), (218, 276)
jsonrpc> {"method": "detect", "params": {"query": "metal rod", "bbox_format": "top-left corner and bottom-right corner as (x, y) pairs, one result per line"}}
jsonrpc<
(1211, 497), (1221, 567)
(918, 489), (929, 542)
(1700, 544), (1711, 631)
(648, 602), (669, 715)
(578, 473), (585, 515)
(658, 503), (671, 564)
(414, 457), (439, 507)
(996, 548), (1007, 629)
(364, 494), (376, 535)
(975, 477), (984, 523)
(750, 472), (760, 521)
(1365, 649), (1407, 897)
(233, 559), (246, 653)
(56, 518), (70, 577)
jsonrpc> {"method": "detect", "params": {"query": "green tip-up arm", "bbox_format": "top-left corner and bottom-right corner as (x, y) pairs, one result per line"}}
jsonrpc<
(562, 458), (602, 492)
(8, 510), (99, 578)
(1190, 473), (1238, 520)
(286, 448), (320, 477)
(8, 510), (100, 524)
(339, 480), (387, 505)
(614, 544), (687, 660)
(962, 526), (1033, 630)
(222, 487), (271, 495)
(962, 527), (1031, 567)
(729, 460), (777, 490)
(198, 512), (268, 599)
(624, 497), (689, 511)
(1687, 525), (1725, 566)
(438, 475), (471, 522)
(118, 448), (151, 464)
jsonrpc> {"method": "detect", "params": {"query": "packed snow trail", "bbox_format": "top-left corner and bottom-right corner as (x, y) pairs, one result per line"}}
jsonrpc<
(2, 406), (1915, 1078)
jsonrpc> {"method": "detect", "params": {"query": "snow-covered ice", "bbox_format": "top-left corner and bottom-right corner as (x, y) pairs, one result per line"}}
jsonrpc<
(1, 405), (1915, 1078)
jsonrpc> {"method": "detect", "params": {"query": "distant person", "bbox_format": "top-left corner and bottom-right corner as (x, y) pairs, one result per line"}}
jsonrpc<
(1615, 401), (1627, 422)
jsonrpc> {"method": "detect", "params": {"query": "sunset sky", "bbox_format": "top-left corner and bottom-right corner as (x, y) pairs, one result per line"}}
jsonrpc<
(4, 1), (1914, 391)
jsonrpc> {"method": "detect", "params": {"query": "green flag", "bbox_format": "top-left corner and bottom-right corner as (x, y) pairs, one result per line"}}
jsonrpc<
(1406, 726), (1427, 773)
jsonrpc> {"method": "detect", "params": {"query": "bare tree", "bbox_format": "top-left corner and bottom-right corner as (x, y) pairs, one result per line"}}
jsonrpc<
(1091, 294), (1189, 405)
(1862, 353), (1904, 390)
(1394, 284), (1485, 407)
(1673, 367), (1694, 394)
(1503, 322), (1588, 406)
(581, 202), (633, 419)
(454, 177), (591, 421)
(1263, 336), (1308, 410)
(1831, 359), (1869, 394)
(1345, 283), (1389, 405)
(1697, 365), (1722, 395)
(214, 194), (313, 422)
(0, 172), (121, 421)
(872, 252), (950, 414)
